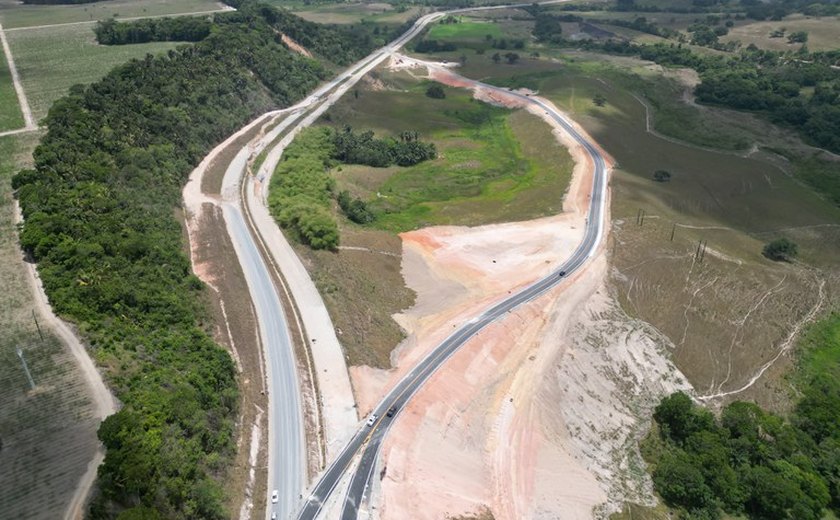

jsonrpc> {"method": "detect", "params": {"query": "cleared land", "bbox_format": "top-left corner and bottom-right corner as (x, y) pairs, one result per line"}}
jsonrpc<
(6, 23), (180, 122)
(0, 133), (100, 520)
(0, 0), (225, 29)
(0, 47), (23, 132)
(427, 19), (503, 40)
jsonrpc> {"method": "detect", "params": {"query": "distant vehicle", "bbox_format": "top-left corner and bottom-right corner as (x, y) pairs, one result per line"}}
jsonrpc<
(366, 414), (378, 427)
(271, 490), (278, 504)
(386, 406), (397, 417)
(271, 513), (277, 520)
(558, 271), (566, 277)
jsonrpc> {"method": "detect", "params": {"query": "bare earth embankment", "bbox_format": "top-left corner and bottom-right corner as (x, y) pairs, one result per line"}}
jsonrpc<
(345, 58), (693, 519)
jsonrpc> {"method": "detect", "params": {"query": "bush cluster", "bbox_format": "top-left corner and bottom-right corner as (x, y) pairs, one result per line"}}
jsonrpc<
(650, 388), (840, 520)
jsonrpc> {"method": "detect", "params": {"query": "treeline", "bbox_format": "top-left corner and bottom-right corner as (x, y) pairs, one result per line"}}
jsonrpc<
(268, 127), (436, 249)
(650, 382), (840, 519)
(11, 1), (365, 518)
(551, 37), (840, 156)
(95, 16), (213, 45)
(564, 0), (840, 18)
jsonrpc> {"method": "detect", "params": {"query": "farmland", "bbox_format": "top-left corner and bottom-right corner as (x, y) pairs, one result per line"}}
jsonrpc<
(0, 0), (226, 29)
(6, 23), (180, 122)
(0, 133), (100, 520)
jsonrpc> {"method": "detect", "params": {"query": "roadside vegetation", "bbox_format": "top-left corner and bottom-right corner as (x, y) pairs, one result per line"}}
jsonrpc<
(94, 16), (212, 45)
(267, 125), (436, 249)
(11, 1), (374, 517)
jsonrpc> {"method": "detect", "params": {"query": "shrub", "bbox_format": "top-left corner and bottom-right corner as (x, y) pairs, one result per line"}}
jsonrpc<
(763, 237), (798, 261)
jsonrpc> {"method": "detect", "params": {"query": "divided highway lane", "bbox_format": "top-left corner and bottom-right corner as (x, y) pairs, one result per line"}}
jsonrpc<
(295, 75), (608, 520)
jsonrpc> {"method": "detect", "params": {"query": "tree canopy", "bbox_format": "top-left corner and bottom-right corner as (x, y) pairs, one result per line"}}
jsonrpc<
(12, 2), (377, 517)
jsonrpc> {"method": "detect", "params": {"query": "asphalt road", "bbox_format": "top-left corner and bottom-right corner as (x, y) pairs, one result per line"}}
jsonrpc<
(215, 2), (577, 518)
(294, 63), (609, 520)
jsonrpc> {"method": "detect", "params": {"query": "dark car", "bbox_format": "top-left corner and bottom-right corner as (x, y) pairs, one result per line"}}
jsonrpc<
(386, 406), (397, 417)
(558, 271), (566, 277)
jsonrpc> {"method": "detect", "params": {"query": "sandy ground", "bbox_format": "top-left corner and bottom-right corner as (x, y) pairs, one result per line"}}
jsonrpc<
(344, 57), (690, 519)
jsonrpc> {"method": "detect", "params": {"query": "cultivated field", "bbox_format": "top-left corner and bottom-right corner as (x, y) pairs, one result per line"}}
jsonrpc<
(0, 47), (23, 132)
(0, 0), (225, 29)
(0, 133), (100, 520)
(6, 23), (180, 122)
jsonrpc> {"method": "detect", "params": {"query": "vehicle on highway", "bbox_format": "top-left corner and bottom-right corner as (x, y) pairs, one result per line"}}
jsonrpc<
(386, 406), (397, 417)
(271, 490), (278, 504)
(366, 414), (378, 427)
(558, 271), (566, 277)
(271, 513), (277, 520)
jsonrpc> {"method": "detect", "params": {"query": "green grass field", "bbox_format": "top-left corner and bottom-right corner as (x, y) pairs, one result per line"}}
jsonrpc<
(0, 47), (24, 132)
(796, 312), (840, 385)
(0, 0), (224, 29)
(325, 80), (573, 232)
(7, 23), (180, 121)
(427, 19), (503, 41)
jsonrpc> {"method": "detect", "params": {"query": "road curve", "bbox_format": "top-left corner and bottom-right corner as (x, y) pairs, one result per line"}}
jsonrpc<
(337, 83), (608, 519)
(213, 2), (575, 518)
(294, 61), (609, 520)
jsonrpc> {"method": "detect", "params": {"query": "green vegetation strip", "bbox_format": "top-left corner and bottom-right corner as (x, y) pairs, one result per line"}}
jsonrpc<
(10, 2), (377, 517)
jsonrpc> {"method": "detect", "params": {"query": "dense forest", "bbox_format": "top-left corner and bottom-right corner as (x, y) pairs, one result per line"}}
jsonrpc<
(11, 2), (377, 518)
(268, 126), (435, 249)
(95, 16), (213, 45)
(647, 313), (840, 519)
(649, 373), (840, 519)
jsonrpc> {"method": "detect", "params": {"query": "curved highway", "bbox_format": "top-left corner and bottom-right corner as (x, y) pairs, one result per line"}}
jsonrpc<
(211, 2), (583, 518)
(296, 72), (609, 520)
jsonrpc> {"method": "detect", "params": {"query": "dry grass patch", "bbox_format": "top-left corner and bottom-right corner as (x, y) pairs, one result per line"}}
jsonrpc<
(293, 225), (415, 368)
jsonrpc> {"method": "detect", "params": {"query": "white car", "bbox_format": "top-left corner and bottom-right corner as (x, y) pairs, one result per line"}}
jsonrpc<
(366, 414), (378, 427)
(271, 513), (277, 520)
(271, 490), (278, 504)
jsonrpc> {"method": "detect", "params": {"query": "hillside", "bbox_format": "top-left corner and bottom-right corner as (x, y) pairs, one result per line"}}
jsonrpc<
(10, 2), (373, 518)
